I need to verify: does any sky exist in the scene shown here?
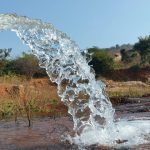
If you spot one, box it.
[1,0,150,57]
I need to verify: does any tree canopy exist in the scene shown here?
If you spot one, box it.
[88,47,114,75]
[0,48,11,60]
[0,52,47,78]
[134,36,150,66]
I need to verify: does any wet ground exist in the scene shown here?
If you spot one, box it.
[0,97,149,150]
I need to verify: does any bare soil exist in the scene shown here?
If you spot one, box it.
[1,77,150,100]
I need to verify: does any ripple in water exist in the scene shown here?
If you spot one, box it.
[0,14,149,149]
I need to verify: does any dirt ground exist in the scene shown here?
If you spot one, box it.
[0,77,150,100]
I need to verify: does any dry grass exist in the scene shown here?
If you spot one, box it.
[0,76,67,124]
[107,85,150,98]
[0,75,150,123]
[0,74,27,85]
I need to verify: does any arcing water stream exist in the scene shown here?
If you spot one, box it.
[0,14,150,149]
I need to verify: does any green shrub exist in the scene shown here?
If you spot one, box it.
[0,52,47,78]
[88,47,115,75]
[134,35,150,66]
[129,65,140,72]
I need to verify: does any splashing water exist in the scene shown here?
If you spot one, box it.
[0,14,150,149]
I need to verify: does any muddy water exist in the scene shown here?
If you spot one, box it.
[114,97,150,121]
[0,97,149,150]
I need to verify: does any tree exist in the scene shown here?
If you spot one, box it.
[13,52,46,78]
[0,48,12,75]
[115,44,120,49]
[0,48,11,60]
[120,49,139,64]
[88,47,114,75]
[134,36,150,66]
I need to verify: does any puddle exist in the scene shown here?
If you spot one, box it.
[0,97,149,150]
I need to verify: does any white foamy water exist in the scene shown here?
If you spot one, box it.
[0,14,149,149]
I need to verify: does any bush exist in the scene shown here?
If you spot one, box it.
[129,65,140,72]
[13,53,47,78]
[0,48,12,75]
[0,52,47,78]
[88,47,114,75]
[134,35,150,66]
[120,49,140,65]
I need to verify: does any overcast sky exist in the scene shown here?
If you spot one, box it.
[1,0,150,57]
